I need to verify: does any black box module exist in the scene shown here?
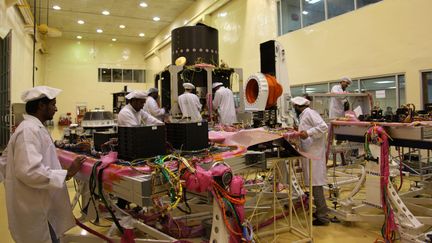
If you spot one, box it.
[93,131,117,151]
[166,122,209,151]
[118,125,166,160]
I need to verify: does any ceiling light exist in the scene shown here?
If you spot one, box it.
[96,29,103,33]
[76,35,82,39]
[119,25,126,29]
[218,12,227,17]
[77,20,85,24]
[102,10,110,15]
[153,16,160,21]
[302,11,309,15]
[139,33,145,37]
[52,5,61,10]
[112,38,117,42]
[139,2,148,7]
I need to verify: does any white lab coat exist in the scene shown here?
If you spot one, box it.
[329,84,347,119]
[3,114,75,243]
[117,104,163,126]
[213,87,237,125]
[178,92,202,122]
[298,108,328,186]
[144,96,165,121]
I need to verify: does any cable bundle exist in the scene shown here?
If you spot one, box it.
[365,125,397,243]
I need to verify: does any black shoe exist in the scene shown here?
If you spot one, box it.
[313,219,329,226]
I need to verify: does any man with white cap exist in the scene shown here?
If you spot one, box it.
[117,90,163,126]
[178,82,202,122]
[144,87,166,121]
[329,77,352,119]
[1,86,86,243]
[212,82,237,125]
[291,96,330,226]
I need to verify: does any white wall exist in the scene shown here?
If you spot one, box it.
[0,0,44,103]
[45,38,153,122]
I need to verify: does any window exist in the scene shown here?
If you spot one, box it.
[360,76,397,111]
[277,0,382,35]
[98,68,146,83]
[305,83,328,94]
[302,0,325,27]
[327,0,354,19]
[356,0,381,8]
[278,0,301,35]
[290,85,305,97]
[398,74,405,106]
[422,71,432,108]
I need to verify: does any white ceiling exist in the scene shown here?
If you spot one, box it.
[28,0,196,43]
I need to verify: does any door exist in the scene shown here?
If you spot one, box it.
[0,31,11,150]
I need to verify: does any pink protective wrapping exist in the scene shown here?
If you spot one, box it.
[230,175,246,222]
[184,165,213,193]
[331,120,432,127]
[57,149,152,191]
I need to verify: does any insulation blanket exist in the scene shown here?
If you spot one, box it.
[57,149,152,191]
[209,128,316,159]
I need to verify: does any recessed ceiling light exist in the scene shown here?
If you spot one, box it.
[102,10,110,15]
[52,5,61,10]
[218,12,227,17]
[96,29,103,33]
[76,35,82,39]
[112,38,117,42]
[77,20,85,24]
[139,33,145,37]
[153,16,160,21]
[139,2,148,7]
[119,25,126,29]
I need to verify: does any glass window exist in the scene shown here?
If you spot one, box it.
[360,76,397,111]
[279,0,301,34]
[133,70,145,83]
[422,71,432,108]
[112,69,122,82]
[398,75,405,106]
[305,83,328,94]
[291,85,304,97]
[302,0,325,27]
[330,80,358,93]
[356,0,382,9]
[123,69,133,82]
[327,0,355,19]
[100,68,112,82]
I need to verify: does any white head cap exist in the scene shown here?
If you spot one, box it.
[125,90,148,100]
[340,77,352,84]
[148,87,159,94]
[21,86,62,102]
[212,82,223,89]
[183,82,195,90]
[291,96,310,106]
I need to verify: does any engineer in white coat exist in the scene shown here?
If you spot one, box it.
[178,83,202,122]
[212,82,237,125]
[1,86,85,243]
[329,77,351,119]
[117,90,163,126]
[144,87,166,121]
[292,96,330,226]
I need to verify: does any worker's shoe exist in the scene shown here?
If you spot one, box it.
[313,218,330,226]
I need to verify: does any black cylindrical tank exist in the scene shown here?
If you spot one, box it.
[171,24,219,66]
